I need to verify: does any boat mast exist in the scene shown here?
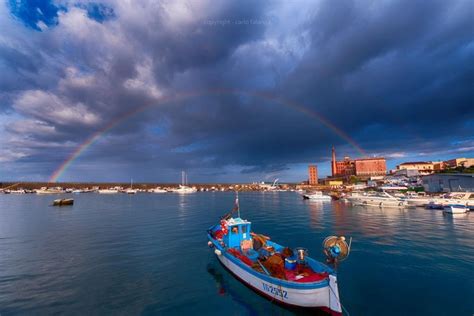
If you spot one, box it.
[236,191,240,218]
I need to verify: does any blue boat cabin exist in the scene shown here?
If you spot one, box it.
[223,218,252,248]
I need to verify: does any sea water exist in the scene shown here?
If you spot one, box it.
[0,192,472,315]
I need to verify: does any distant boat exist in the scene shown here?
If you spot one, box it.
[171,171,197,194]
[36,187,64,194]
[98,189,119,194]
[149,187,168,193]
[53,198,74,206]
[124,179,137,194]
[171,185,197,194]
[9,189,26,194]
[443,204,468,214]
[303,191,332,201]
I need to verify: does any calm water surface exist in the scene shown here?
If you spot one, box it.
[0,192,472,315]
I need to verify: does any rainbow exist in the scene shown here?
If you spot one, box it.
[49,89,366,182]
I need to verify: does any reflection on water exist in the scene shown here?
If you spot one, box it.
[206,264,259,315]
[0,192,473,315]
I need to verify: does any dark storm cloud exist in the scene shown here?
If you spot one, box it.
[0,0,472,181]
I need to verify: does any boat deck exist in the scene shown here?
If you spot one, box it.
[210,231,331,283]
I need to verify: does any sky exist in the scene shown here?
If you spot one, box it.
[0,0,473,183]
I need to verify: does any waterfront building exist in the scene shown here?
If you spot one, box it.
[444,157,474,168]
[330,147,386,177]
[328,180,344,187]
[354,158,387,176]
[308,165,318,185]
[422,173,474,192]
[432,161,445,171]
[396,161,435,174]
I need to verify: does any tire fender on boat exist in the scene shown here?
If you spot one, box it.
[207,241,214,248]
[214,249,222,256]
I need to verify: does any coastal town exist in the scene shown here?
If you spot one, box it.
[2,147,473,211]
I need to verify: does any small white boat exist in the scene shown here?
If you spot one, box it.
[171,171,197,193]
[98,189,119,194]
[302,191,332,201]
[36,187,64,194]
[149,188,168,193]
[171,185,197,194]
[9,189,26,194]
[443,204,469,214]
[123,179,137,194]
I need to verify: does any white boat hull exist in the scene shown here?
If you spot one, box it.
[303,195,332,201]
[214,250,342,314]
[98,190,119,194]
[443,206,468,214]
[353,199,406,208]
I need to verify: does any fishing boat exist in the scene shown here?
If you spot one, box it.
[207,195,350,315]
[302,191,332,201]
[52,198,74,206]
[443,204,469,214]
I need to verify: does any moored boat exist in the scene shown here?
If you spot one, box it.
[170,171,197,193]
[171,185,197,194]
[207,195,350,315]
[302,191,332,201]
[148,187,168,193]
[427,192,474,209]
[98,189,119,194]
[443,204,468,214]
[53,198,74,206]
[348,191,407,208]
[124,179,137,194]
[36,187,64,194]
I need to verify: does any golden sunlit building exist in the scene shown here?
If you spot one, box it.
[308,165,318,185]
